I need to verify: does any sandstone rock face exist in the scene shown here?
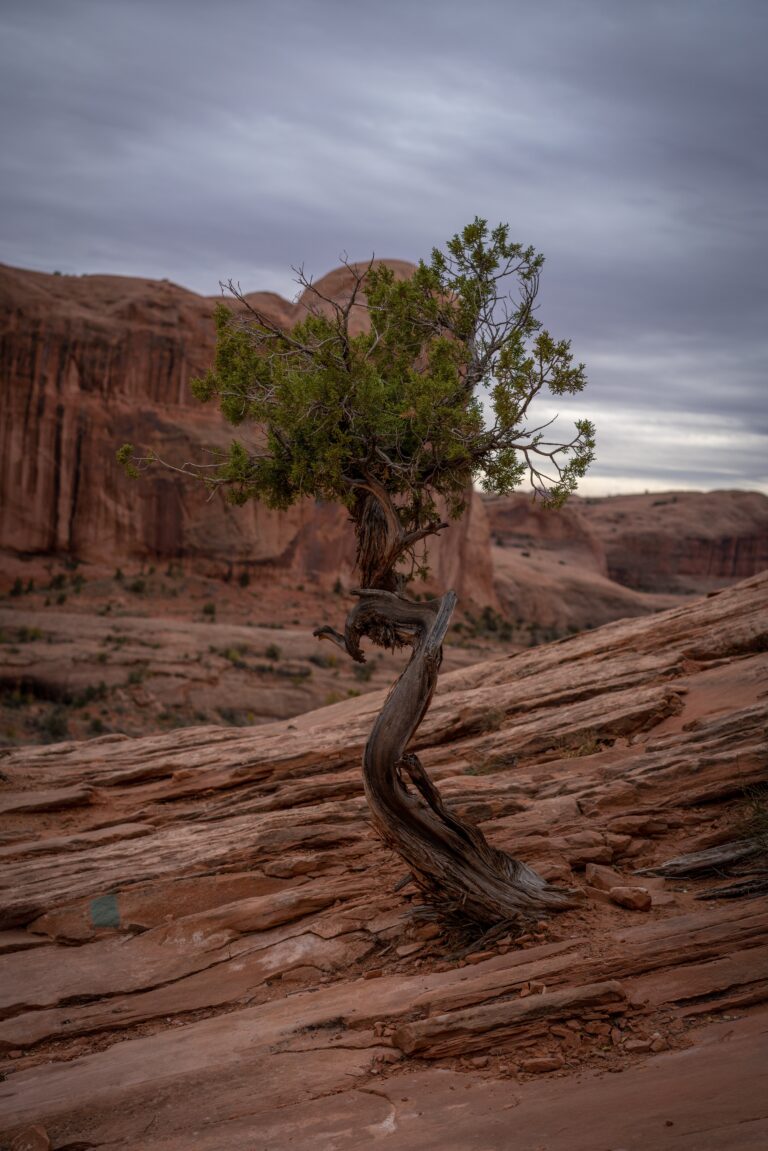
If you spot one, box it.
[0,573,766,1148]
[579,490,768,593]
[0,262,493,606]
[484,489,768,634]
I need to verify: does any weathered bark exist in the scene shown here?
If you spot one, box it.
[637,838,765,878]
[315,482,576,927]
[319,584,576,926]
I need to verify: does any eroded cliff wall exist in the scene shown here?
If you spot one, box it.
[0,263,496,606]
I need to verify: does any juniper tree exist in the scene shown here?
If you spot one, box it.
[119,218,595,926]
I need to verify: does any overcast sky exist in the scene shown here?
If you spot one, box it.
[2,0,766,495]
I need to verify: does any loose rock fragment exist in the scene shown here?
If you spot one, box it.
[610,886,652,911]
[520,1054,565,1074]
[584,863,625,892]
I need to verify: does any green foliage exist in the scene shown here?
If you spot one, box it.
[265,643,281,661]
[116,443,140,479]
[120,219,594,583]
[202,601,216,618]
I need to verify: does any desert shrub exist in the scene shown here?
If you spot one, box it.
[38,706,70,742]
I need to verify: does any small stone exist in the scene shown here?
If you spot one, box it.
[379,1049,401,1064]
[567,845,614,867]
[624,1038,652,1052]
[549,1025,572,1039]
[373,1021,386,1037]
[465,949,495,965]
[519,985,532,998]
[364,969,383,980]
[584,863,624,892]
[621,838,650,858]
[414,921,441,941]
[585,1021,611,1036]
[566,1019,581,1031]
[469,1055,490,1068]
[610,886,652,911]
[396,942,422,958]
[585,885,614,905]
[520,1055,565,1074]
[529,980,547,994]
[8,1050,23,1059]
[605,832,633,853]
[610,1027,623,1046]
[651,1037,668,1052]
[537,862,573,884]
[10,1127,51,1151]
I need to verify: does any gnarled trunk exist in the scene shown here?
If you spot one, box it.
[317,485,576,928]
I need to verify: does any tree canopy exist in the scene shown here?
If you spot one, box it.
[121,217,594,587]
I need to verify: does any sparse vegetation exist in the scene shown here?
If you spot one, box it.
[37,706,70,742]
[17,626,43,643]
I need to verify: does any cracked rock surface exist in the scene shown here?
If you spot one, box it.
[0,573,766,1149]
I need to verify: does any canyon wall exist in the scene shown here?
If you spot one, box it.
[578,490,768,593]
[3,261,764,617]
[483,489,768,633]
[0,262,496,607]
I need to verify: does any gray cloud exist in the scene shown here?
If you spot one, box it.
[1,0,766,493]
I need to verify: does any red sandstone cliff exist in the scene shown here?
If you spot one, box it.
[578,490,768,592]
[483,490,768,633]
[0,263,496,607]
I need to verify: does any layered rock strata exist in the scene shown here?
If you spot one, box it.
[0,573,766,1147]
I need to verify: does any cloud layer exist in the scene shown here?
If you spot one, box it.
[1,0,766,493]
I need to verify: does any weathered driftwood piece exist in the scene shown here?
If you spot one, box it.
[636,838,765,879]
[696,875,768,901]
[393,979,627,1058]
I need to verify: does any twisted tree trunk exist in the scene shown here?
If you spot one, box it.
[316,485,576,928]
